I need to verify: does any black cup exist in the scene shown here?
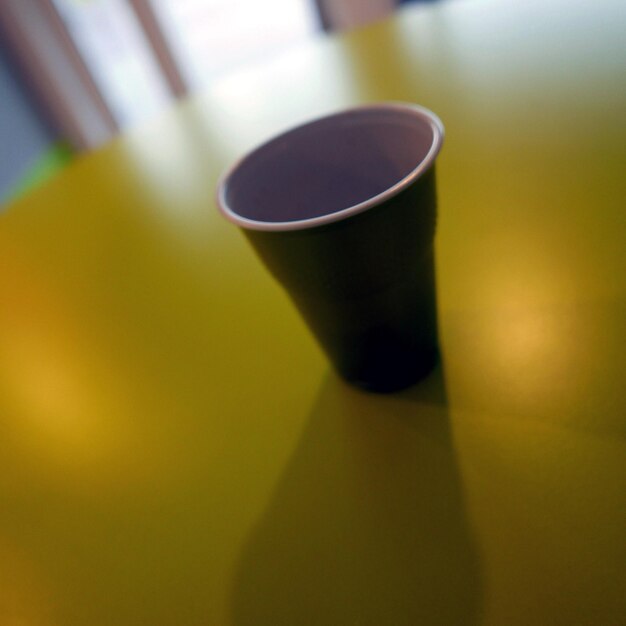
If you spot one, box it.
[217,103,444,392]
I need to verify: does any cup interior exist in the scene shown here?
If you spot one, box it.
[218,104,443,230]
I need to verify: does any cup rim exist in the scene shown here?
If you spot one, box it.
[216,101,444,232]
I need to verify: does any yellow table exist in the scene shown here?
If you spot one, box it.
[1,0,625,624]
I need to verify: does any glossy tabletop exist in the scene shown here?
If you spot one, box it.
[1,0,625,624]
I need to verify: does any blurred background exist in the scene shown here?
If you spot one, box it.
[0,0,441,205]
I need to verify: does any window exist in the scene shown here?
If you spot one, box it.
[51,0,171,128]
[150,0,318,88]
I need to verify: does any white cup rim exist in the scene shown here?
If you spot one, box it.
[216,102,445,232]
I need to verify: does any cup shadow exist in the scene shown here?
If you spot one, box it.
[230,365,483,625]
